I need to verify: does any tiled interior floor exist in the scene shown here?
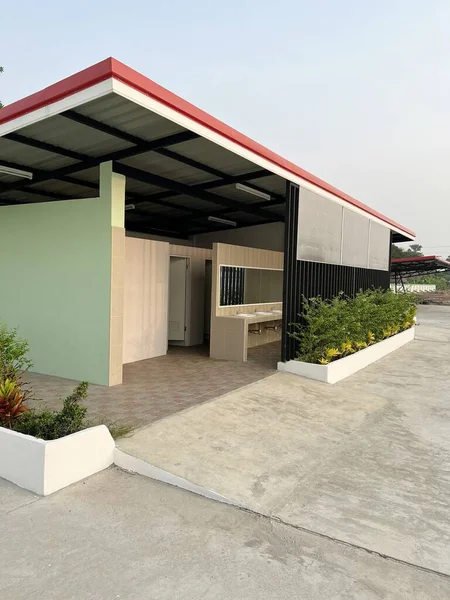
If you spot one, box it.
[26,342,280,429]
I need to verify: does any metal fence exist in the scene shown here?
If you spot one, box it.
[390,283,436,293]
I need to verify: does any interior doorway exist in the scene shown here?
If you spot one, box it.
[168,256,188,344]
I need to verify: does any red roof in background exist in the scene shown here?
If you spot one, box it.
[0,57,415,238]
[391,255,450,266]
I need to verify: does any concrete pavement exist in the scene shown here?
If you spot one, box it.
[118,305,450,575]
[2,468,450,600]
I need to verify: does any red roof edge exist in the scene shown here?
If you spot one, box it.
[391,255,450,266]
[0,58,114,126]
[0,57,415,238]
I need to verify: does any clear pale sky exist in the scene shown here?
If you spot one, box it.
[2,0,449,252]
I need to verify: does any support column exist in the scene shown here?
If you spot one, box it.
[389,231,394,292]
[100,162,126,386]
[281,181,300,362]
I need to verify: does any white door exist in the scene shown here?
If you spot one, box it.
[168,257,187,341]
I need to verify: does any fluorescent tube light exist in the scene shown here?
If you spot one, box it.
[236,183,271,201]
[0,164,33,180]
[208,216,237,226]
[125,203,135,211]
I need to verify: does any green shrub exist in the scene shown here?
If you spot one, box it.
[289,289,416,365]
[0,324,132,439]
[13,382,89,440]
[101,419,133,440]
[0,323,33,381]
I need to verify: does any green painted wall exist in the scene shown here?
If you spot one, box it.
[0,195,112,384]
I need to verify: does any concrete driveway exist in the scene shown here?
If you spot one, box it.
[2,469,450,599]
[119,305,450,575]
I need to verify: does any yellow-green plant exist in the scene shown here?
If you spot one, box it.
[289,289,417,364]
[319,347,341,365]
[367,331,376,345]
[353,340,368,351]
[340,340,355,356]
[326,347,341,360]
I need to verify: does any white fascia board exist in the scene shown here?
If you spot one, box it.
[112,79,412,240]
[0,80,115,137]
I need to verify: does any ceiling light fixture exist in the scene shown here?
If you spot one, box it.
[236,183,271,201]
[0,164,33,180]
[208,216,237,227]
[125,203,136,211]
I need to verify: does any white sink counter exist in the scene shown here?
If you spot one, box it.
[211,311,283,362]
[226,312,283,325]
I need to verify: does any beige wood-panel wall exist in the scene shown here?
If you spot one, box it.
[104,162,126,387]
[109,227,125,385]
[123,237,169,364]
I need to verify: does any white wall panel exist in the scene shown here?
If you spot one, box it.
[298,187,391,271]
[123,237,169,363]
[369,222,390,271]
[342,208,370,268]
[297,188,343,264]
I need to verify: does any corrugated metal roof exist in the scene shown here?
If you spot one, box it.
[0,86,285,237]
[66,166,99,183]
[30,179,94,197]
[0,57,414,239]
[215,211,268,223]
[0,83,283,237]
[148,194,222,212]
[209,183,276,204]
[0,171,23,184]
[248,175,287,195]
[122,178,167,196]
[0,190,63,204]
[119,151,217,186]
[74,93,185,141]
[2,69,415,238]
[18,113,131,157]
[172,138,259,176]
[0,136,73,170]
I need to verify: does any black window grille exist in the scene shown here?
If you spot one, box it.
[220,266,245,306]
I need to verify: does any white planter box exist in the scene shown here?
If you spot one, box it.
[0,425,115,495]
[278,326,415,384]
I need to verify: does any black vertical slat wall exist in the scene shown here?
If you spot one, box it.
[281,182,300,361]
[281,181,391,362]
[298,263,390,302]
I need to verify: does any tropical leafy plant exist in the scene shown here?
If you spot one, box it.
[0,378,29,428]
[289,289,416,365]
[0,324,131,438]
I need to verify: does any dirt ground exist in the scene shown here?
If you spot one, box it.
[418,290,450,305]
